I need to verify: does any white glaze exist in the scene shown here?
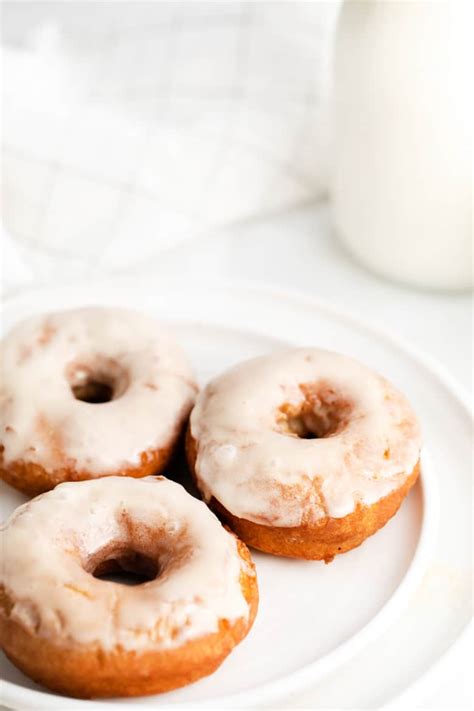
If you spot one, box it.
[0,477,251,650]
[0,308,197,473]
[190,348,421,526]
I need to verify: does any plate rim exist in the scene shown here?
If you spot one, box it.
[2,276,471,709]
[383,619,474,710]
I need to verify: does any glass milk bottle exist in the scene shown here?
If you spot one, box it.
[332,0,472,291]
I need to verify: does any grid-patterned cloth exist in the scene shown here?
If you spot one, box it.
[2,1,340,287]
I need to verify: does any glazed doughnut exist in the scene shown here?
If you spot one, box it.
[0,476,258,698]
[187,348,421,561]
[0,307,197,496]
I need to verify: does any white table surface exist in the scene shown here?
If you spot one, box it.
[1,202,472,709]
[140,203,472,395]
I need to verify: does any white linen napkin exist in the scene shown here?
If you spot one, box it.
[2,1,340,294]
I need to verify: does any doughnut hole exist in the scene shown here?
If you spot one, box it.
[84,535,163,586]
[82,519,193,587]
[66,356,129,404]
[277,382,353,439]
[91,549,160,586]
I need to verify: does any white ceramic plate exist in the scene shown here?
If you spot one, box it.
[0,278,470,710]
